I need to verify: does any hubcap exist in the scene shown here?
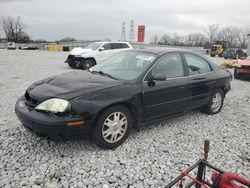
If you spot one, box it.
[211,93,222,112]
[102,112,128,143]
[84,60,92,68]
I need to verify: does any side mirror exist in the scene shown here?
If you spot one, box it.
[151,73,166,81]
[99,47,105,51]
[147,73,166,87]
[188,65,200,72]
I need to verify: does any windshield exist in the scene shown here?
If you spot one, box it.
[227,49,235,53]
[86,42,102,50]
[90,51,156,80]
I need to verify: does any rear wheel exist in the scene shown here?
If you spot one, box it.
[82,58,95,70]
[210,54,215,57]
[201,90,224,115]
[92,105,132,149]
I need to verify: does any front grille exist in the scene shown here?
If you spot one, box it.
[25,92,38,109]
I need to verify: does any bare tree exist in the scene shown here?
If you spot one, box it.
[172,33,182,45]
[237,26,250,49]
[217,26,239,47]
[159,34,171,45]
[204,24,219,43]
[183,33,206,47]
[151,34,159,44]
[59,36,77,42]
[1,16,30,42]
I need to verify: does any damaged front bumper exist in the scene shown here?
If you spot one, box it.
[15,96,93,139]
[65,55,85,69]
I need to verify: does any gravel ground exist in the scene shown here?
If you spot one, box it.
[0,49,249,188]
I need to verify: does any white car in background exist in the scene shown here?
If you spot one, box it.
[65,41,133,69]
[7,42,16,50]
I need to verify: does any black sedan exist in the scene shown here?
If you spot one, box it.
[15,50,232,149]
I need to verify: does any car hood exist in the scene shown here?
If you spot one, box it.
[27,71,125,102]
[69,47,93,56]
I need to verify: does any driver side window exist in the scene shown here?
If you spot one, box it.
[102,43,111,50]
[151,54,184,79]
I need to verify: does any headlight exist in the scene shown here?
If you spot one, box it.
[35,98,70,113]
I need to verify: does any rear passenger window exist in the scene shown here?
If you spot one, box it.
[111,43,122,49]
[184,54,212,75]
[120,43,129,48]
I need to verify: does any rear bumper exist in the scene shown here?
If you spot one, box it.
[235,67,250,74]
[15,97,93,139]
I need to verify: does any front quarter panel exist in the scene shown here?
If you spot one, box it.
[69,84,142,122]
[214,68,232,93]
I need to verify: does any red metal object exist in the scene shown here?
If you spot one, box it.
[166,140,250,188]
[211,172,250,188]
[235,68,250,74]
[235,59,250,74]
[238,59,250,66]
[181,172,209,188]
[137,25,145,42]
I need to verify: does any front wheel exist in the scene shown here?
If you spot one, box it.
[201,90,224,115]
[82,58,95,70]
[92,105,133,149]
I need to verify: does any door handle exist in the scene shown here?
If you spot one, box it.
[192,77,206,81]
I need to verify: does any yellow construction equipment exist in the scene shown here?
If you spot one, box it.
[210,41,228,57]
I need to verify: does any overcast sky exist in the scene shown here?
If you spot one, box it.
[0,0,249,41]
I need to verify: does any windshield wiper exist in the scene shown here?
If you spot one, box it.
[90,70,118,80]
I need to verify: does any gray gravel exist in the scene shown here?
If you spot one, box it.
[0,49,249,188]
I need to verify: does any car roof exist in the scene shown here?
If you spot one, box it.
[94,41,130,44]
[130,48,191,56]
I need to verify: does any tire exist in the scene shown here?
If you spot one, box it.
[219,53,223,57]
[201,90,224,115]
[210,54,215,57]
[224,56,227,59]
[92,105,133,149]
[82,58,95,70]
[234,69,240,79]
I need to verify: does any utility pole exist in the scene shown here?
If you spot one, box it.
[129,20,134,44]
[247,32,250,56]
[121,22,126,41]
